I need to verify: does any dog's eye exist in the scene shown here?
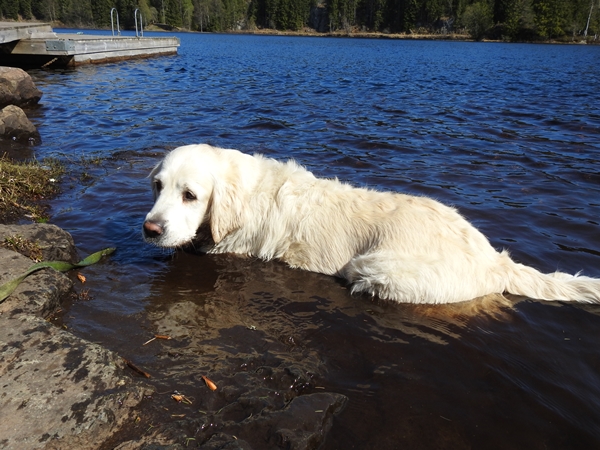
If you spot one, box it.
[154,180,162,193]
[184,190,196,201]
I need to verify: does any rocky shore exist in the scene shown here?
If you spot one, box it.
[0,66,41,143]
[2,68,139,448]
[0,224,148,449]
[0,225,347,450]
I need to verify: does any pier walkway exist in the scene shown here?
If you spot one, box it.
[0,22,180,68]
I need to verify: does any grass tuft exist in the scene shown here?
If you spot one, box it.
[1,235,43,261]
[0,156,65,223]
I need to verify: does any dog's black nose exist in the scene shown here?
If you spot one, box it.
[143,220,164,238]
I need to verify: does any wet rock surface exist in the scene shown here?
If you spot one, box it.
[0,224,146,449]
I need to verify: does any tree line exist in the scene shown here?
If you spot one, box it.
[1,0,598,41]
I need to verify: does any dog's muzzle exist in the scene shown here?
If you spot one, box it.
[143,220,164,240]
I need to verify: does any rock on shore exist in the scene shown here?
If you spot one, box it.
[0,66,42,143]
[0,224,147,450]
[0,67,42,108]
[0,104,40,142]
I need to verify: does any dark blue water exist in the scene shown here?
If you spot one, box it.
[25,32,600,449]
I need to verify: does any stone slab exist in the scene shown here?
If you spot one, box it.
[0,224,148,449]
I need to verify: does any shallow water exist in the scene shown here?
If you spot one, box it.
[22,32,600,448]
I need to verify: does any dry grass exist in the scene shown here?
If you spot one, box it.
[1,234,43,261]
[0,156,64,223]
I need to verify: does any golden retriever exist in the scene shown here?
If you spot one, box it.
[143,144,600,304]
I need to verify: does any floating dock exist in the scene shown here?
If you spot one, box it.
[0,22,180,68]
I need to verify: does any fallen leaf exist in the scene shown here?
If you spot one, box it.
[202,375,217,391]
[77,273,86,283]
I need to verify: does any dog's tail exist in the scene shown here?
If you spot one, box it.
[501,251,600,303]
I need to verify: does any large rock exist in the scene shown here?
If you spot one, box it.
[0,104,40,141]
[0,223,78,317]
[0,223,79,264]
[0,224,147,449]
[0,312,146,450]
[0,66,42,107]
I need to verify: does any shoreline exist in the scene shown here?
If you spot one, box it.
[0,222,348,449]
[0,223,149,449]
[146,24,599,45]
[2,19,595,45]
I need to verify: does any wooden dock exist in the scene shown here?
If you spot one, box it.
[0,22,180,68]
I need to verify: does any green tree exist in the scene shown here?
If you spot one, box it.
[532,0,568,37]
[461,1,493,39]
[90,0,113,28]
[573,0,598,37]
[385,0,420,33]
[20,0,34,18]
[164,0,182,26]
[30,0,58,20]
[502,0,535,40]
[360,0,385,30]
[139,0,159,24]
[1,0,20,19]
[193,0,224,30]
[328,0,360,32]
[65,0,93,26]
[181,0,194,28]
[418,0,447,28]
[250,0,313,30]
[11,0,594,38]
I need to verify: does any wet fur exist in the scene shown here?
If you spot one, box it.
[143,144,600,304]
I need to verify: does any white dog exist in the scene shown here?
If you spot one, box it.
[143,144,600,305]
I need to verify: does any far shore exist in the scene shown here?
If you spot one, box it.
[28,20,595,46]
[149,24,600,45]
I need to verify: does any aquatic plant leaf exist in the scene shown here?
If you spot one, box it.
[0,247,116,303]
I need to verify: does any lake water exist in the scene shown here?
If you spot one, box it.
[24,32,600,449]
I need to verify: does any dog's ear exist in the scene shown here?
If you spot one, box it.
[209,175,246,244]
[148,161,163,199]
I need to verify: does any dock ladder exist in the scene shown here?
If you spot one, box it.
[135,9,144,37]
[110,8,120,36]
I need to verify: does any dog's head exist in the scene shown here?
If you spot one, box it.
[142,144,248,248]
